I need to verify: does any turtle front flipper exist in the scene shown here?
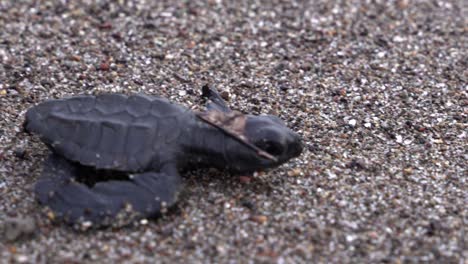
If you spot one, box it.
[201,85,232,113]
[35,154,182,229]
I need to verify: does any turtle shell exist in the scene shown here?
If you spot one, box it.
[25,94,187,172]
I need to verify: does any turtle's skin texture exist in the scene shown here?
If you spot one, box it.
[24,87,303,228]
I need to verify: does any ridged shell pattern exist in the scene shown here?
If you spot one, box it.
[25,94,188,172]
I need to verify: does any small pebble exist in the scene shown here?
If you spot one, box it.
[403,167,413,175]
[220,91,230,101]
[15,255,28,263]
[287,168,302,177]
[239,176,252,184]
[249,215,268,224]
[0,216,36,242]
[14,148,26,159]
[100,62,110,71]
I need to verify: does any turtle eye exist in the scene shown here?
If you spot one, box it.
[257,140,283,156]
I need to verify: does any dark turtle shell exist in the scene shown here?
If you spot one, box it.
[25,94,188,172]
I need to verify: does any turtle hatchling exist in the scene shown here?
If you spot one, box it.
[24,86,303,228]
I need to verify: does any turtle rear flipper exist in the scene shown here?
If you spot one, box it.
[35,154,182,229]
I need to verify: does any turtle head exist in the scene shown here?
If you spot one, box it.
[246,114,303,162]
[198,85,303,172]
[225,114,303,172]
[197,110,303,172]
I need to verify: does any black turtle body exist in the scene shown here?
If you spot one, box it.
[24,87,303,228]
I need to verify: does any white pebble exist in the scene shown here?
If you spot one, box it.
[393,36,405,42]
[15,255,28,263]
[396,134,403,143]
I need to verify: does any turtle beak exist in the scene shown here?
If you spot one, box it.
[282,133,303,161]
[289,139,303,158]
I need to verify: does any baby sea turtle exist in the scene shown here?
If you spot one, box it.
[24,86,303,228]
